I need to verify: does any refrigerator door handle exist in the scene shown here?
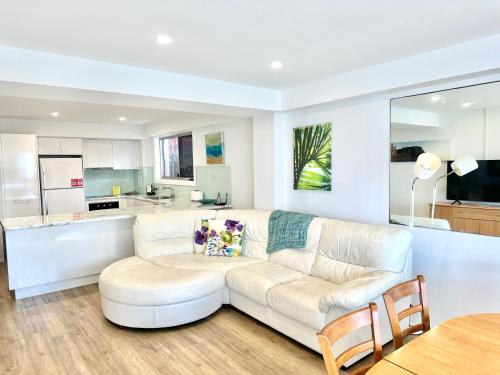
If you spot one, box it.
[13,199,31,204]
[41,165,47,189]
[43,191,49,215]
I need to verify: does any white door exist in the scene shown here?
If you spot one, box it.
[0,134,41,218]
[43,188,85,215]
[40,158,83,189]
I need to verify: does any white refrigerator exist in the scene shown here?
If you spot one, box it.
[40,157,85,215]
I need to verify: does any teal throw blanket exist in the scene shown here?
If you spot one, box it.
[267,210,316,253]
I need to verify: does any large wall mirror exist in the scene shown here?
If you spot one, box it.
[390,80,500,237]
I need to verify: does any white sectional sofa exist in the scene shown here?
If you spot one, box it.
[99,209,412,356]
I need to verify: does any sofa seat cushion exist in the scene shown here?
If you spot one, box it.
[227,262,305,306]
[267,271,404,329]
[148,253,263,274]
[99,256,225,306]
[266,276,342,329]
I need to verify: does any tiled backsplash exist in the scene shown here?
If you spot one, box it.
[195,166,231,203]
[84,165,231,204]
[156,166,232,204]
[84,169,139,197]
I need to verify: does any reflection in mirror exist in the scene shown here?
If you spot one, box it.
[390,81,500,237]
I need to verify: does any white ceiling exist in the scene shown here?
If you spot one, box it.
[0,95,235,127]
[1,1,499,89]
[392,80,500,113]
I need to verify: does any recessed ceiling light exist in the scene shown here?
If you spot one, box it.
[430,95,442,103]
[270,60,283,69]
[118,116,126,122]
[462,102,474,108]
[156,34,172,45]
[50,112,59,118]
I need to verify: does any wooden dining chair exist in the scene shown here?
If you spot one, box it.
[316,302,382,375]
[383,274,430,350]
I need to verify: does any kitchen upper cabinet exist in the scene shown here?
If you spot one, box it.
[38,137,61,155]
[38,137,83,155]
[61,138,83,155]
[82,140,113,168]
[112,140,139,169]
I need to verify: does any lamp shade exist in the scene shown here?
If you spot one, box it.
[451,154,478,176]
[414,152,441,179]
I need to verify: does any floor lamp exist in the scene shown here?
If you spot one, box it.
[431,154,478,220]
[411,153,441,230]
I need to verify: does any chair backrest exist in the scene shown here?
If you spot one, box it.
[316,303,382,375]
[383,274,430,350]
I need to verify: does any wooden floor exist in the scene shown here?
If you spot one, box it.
[0,263,391,374]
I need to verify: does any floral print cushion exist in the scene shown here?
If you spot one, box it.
[194,219,210,254]
[196,219,245,256]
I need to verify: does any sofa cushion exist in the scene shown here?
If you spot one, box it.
[312,219,411,284]
[216,210,271,259]
[268,217,325,274]
[266,276,344,329]
[99,256,225,306]
[148,253,263,275]
[134,210,217,259]
[227,262,305,306]
[320,270,403,310]
[205,219,245,257]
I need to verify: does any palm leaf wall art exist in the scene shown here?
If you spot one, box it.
[293,122,332,191]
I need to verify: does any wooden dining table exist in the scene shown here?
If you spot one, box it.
[367,313,500,374]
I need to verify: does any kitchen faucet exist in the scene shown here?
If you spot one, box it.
[162,186,175,198]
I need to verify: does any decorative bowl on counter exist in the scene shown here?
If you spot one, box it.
[199,199,216,205]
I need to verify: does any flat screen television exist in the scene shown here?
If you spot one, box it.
[447,160,500,203]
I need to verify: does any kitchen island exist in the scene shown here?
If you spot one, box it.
[1,199,230,299]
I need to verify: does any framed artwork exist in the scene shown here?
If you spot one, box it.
[293,122,332,191]
[205,132,225,164]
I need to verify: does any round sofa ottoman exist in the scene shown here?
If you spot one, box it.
[99,256,225,328]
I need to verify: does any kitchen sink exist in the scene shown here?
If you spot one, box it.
[146,196,174,200]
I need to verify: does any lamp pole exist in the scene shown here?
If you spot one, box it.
[431,171,453,220]
[410,177,419,231]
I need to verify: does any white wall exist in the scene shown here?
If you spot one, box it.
[283,99,389,224]
[277,91,500,326]
[192,118,254,209]
[149,118,254,209]
[252,113,280,210]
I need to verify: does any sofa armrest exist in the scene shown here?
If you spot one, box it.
[320,271,403,310]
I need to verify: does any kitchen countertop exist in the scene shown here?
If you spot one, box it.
[1,200,231,231]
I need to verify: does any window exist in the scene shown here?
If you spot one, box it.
[159,133,194,180]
